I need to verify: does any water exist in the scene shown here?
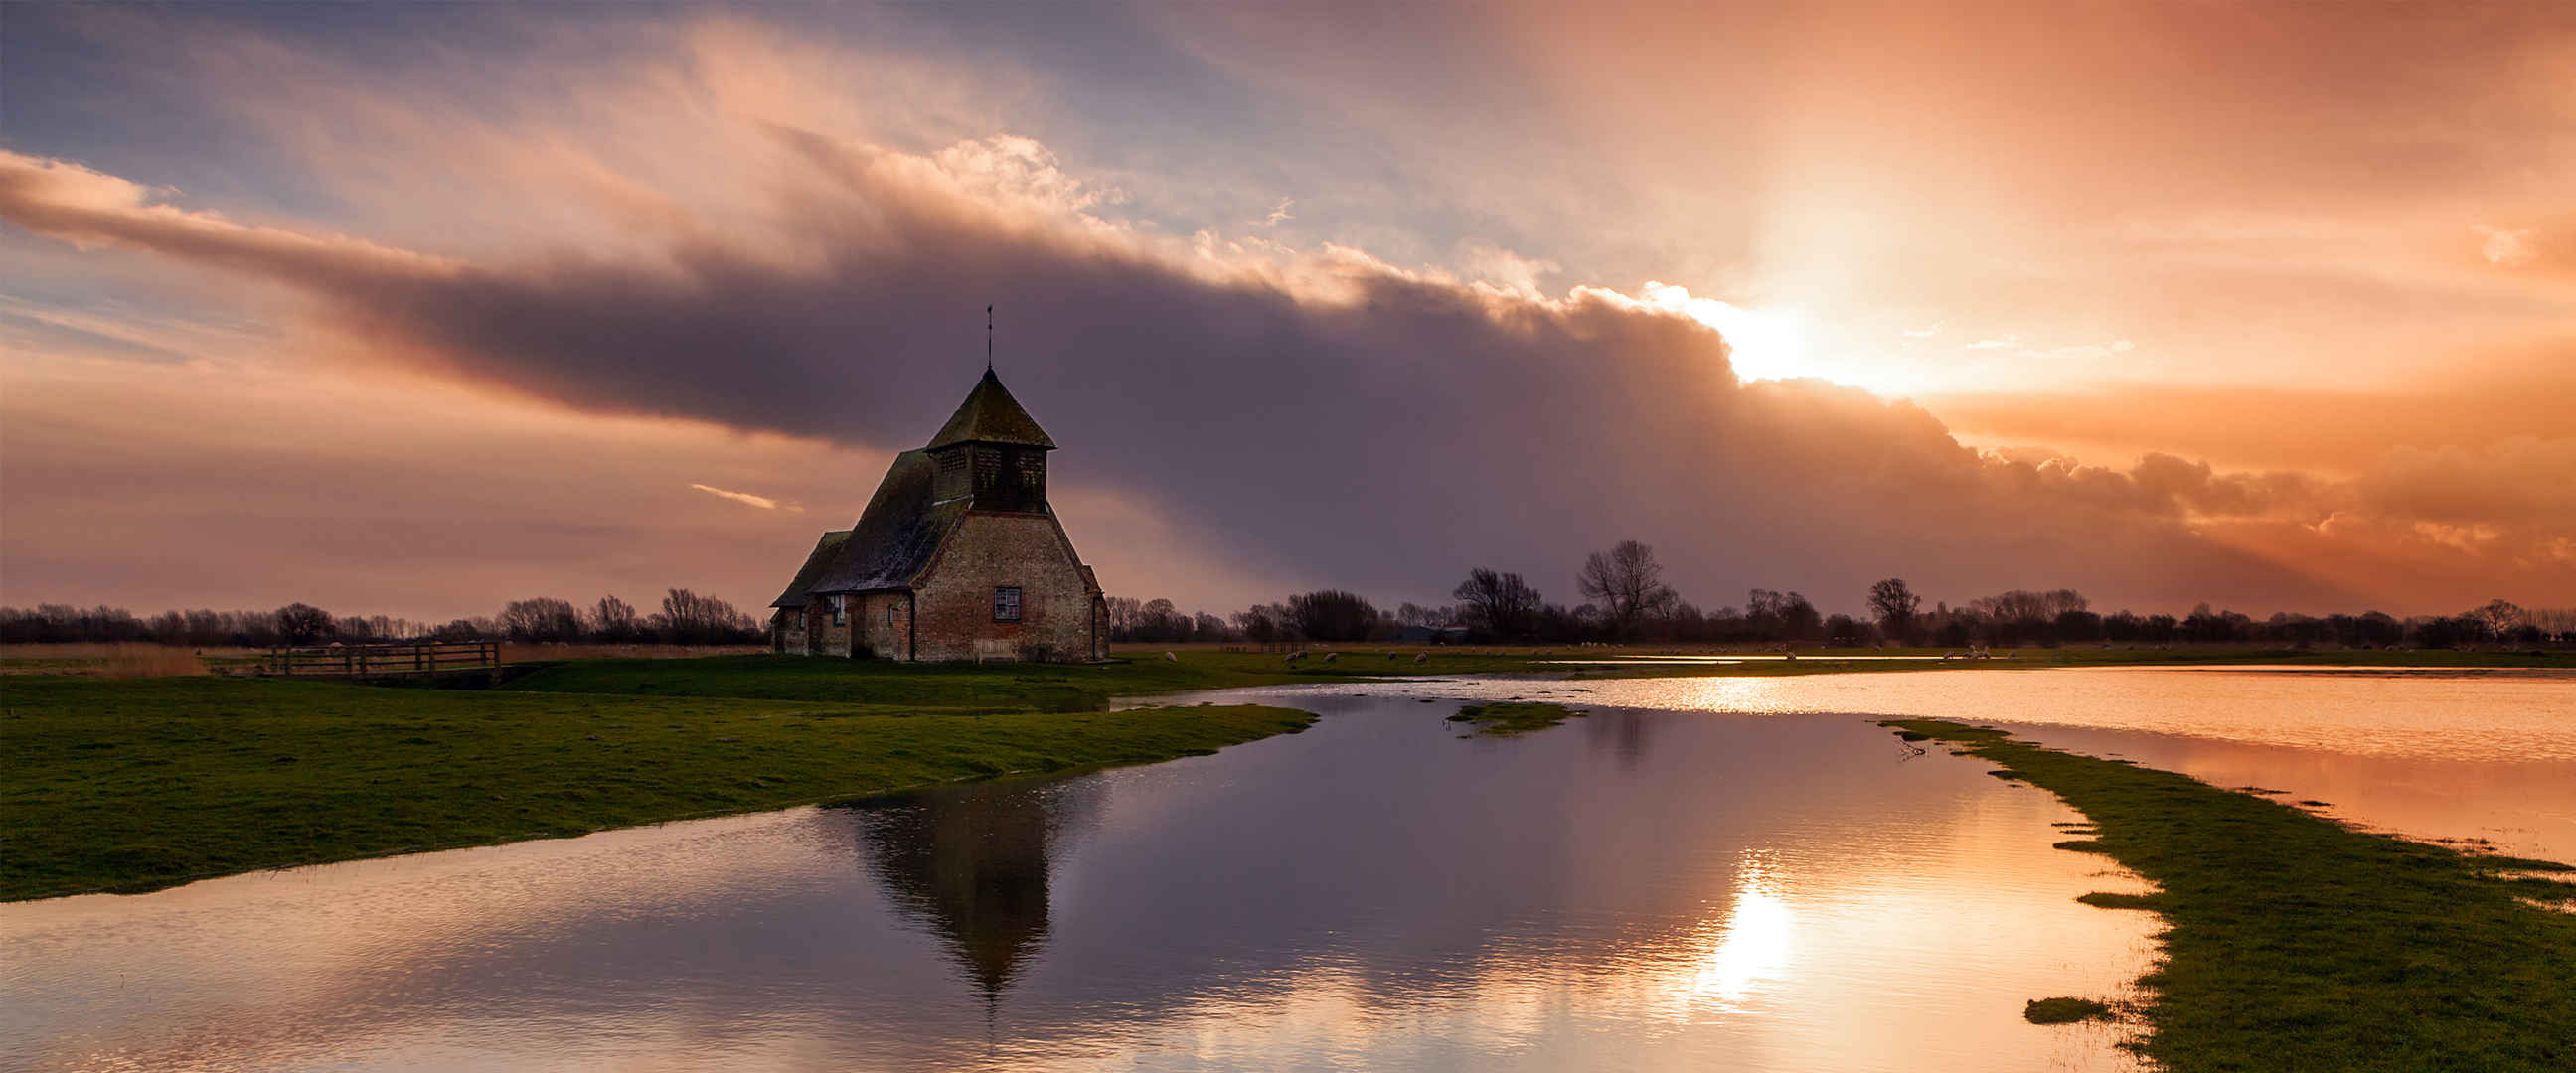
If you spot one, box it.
[1343,666,2576,860]
[4,696,2151,1072]
[6,667,2565,1070]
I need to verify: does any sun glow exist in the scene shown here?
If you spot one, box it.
[1634,282,1812,383]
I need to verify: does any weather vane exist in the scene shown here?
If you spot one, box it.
[986,304,994,373]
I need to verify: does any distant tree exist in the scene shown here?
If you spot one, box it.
[1104,596,1144,639]
[1778,592,1822,641]
[2469,599,2523,641]
[2412,615,2473,650]
[2053,609,2104,645]
[1824,613,1872,647]
[1453,567,1543,641]
[1867,578,1922,643]
[1667,601,1710,643]
[1233,603,1295,644]
[499,597,582,643]
[652,588,758,644]
[1286,590,1378,643]
[592,595,640,641]
[1577,540,1678,640]
[274,603,335,645]
[1394,602,1449,629]
[1121,598,1186,643]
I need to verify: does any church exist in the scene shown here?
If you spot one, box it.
[769,370,1107,661]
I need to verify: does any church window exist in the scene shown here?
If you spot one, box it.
[831,594,846,627]
[993,586,1022,622]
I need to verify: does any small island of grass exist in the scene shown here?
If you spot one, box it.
[2024,996,2115,1024]
[1446,701,1579,737]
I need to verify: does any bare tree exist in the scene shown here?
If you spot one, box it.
[499,597,581,643]
[1867,578,1922,642]
[1286,590,1379,642]
[1453,567,1542,641]
[1103,596,1144,638]
[1577,540,1677,640]
[274,603,334,645]
[2469,598,2524,640]
[591,595,639,641]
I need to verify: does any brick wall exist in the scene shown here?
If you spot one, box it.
[911,512,1098,662]
[859,591,913,659]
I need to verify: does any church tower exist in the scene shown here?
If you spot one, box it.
[925,369,1056,514]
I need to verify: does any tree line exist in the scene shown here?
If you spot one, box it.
[1106,539,2574,649]
[0,588,763,647]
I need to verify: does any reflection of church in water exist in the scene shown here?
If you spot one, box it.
[850,778,1096,1005]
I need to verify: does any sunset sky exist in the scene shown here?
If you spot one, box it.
[4,1,2571,623]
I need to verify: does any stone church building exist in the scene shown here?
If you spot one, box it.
[769,371,1107,661]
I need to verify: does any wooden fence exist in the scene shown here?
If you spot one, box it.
[264,640,501,678]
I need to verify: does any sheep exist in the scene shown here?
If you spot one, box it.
[1163,651,1178,662]
[1284,652,1304,664]
[1413,652,1428,664]
[1322,652,1339,664]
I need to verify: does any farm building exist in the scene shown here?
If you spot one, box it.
[769,370,1107,661]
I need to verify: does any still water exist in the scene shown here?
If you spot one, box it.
[1396,666,2576,861]
[5,694,2152,1072]
[6,668,2564,1071]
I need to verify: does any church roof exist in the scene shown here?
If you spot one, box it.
[925,369,1056,450]
[799,449,972,597]
[769,530,852,608]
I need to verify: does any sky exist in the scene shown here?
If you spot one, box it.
[3,0,2571,623]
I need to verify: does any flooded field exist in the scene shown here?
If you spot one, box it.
[5,667,2562,1071]
[1357,666,2575,860]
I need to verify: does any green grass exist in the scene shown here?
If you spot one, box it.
[0,674,1313,901]
[1885,718,2576,1071]
[1444,701,1580,737]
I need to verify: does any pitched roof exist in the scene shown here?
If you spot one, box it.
[770,530,853,608]
[804,449,971,595]
[925,369,1056,450]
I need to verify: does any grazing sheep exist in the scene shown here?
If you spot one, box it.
[1322,652,1339,664]
[1285,652,1303,664]
[1413,652,1428,664]
[1163,651,1178,662]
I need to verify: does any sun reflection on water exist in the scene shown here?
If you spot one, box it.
[1686,852,1796,1010]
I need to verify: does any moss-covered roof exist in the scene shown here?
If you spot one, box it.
[769,530,853,608]
[925,369,1056,450]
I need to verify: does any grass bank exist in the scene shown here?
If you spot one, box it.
[0,675,1311,901]
[1886,718,2576,1071]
